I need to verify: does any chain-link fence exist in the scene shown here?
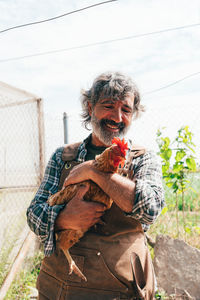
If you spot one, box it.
[0,82,45,286]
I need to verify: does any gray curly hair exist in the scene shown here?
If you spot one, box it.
[80,71,144,129]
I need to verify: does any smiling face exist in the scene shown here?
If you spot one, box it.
[88,96,134,146]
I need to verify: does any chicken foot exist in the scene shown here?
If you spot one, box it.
[62,248,87,282]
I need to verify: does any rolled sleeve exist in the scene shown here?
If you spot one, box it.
[126,151,165,230]
[26,147,65,256]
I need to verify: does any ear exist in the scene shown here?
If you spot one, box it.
[88,101,92,116]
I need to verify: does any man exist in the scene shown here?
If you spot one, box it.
[27,71,165,300]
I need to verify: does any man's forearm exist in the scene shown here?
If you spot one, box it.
[90,167,136,212]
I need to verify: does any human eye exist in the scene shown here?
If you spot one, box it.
[122,107,132,114]
[104,104,114,109]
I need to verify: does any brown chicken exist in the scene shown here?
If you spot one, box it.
[48,137,128,281]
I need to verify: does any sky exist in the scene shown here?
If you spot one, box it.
[0,0,200,161]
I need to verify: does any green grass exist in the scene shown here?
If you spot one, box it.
[149,211,200,249]
[0,223,25,287]
[150,172,200,249]
[0,245,15,287]
[5,251,44,299]
[0,189,37,288]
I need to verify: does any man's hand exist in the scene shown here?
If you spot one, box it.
[55,183,105,232]
[63,161,94,187]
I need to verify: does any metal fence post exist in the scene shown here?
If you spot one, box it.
[63,112,68,144]
[37,98,45,184]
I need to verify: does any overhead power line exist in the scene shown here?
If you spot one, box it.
[0,0,117,34]
[144,71,200,95]
[0,22,199,63]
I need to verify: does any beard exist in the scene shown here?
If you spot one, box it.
[91,112,130,146]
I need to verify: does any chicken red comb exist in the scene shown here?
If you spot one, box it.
[112,137,128,156]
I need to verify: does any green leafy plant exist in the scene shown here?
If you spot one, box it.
[156,126,197,236]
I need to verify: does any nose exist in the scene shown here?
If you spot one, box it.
[111,108,123,123]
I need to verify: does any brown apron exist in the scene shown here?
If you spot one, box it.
[37,143,155,300]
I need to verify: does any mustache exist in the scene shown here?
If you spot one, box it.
[100,119,125,130]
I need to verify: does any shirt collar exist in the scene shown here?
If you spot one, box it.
[76,134,92,162]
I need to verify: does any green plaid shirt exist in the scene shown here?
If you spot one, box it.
[27,135,165,256]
